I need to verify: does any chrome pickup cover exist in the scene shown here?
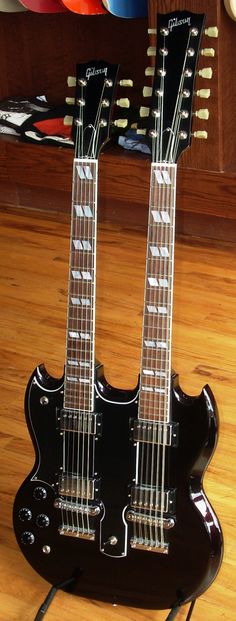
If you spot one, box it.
[58,409,102,436]
[131,420,179,446]
[130,485,176,514]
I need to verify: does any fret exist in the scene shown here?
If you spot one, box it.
[139,163,177,423]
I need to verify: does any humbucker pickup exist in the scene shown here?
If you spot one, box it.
[58,409,102,436]
[131,419,179,447]
[58,475,100,500]
[130,485,176,514]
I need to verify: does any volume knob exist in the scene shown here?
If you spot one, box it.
[18,507,32,522]
[33,486,47,501]
[36,514,50,528]
[21,531,35,545]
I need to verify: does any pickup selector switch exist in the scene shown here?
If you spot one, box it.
[33,486,47,501]
[36,514,50,528]
[21,531,35,545]
[18,507,32,522]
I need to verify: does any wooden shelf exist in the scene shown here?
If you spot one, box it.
[1,4,236,242]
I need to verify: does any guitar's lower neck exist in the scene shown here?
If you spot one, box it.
[139,162,177,423]
[64,158,98,412]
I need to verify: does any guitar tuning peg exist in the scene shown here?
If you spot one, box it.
[196,88,211,99]
[147,46,156,56]
[198,67,213,79]
[143,86,152,97]
[193,130,208,139]
[145,67,155,77]
[136,129,147,135]
[140,106,150,118]
[65,97,75,105]
[113,119,128,128]
[194,108,209,120]
[201,47,215,57]
[67,76,76,87]
[148,27,157,34]
[116,98,130,108]
[119,79,133,87]
[64,115,73,126]
[205,26,218,38]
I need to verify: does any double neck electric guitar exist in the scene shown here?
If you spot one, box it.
[13,11,223,611]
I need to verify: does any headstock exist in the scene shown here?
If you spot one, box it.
[144,11,210,164]
[65,60,120,160]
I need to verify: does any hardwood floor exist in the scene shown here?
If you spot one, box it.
[0,205,235,621]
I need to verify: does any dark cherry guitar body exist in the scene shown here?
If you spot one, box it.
[13,362,223,609]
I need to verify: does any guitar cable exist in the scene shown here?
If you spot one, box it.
[34,576,76,620]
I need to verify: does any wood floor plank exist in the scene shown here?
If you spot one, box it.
[0,205,235,621]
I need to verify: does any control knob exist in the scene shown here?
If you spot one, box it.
[33,486,47,501]
[21,531,35,545]
[18,507,32,522]
[36,514,50,528]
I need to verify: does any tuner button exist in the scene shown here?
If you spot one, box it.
[113,119,128,128]
[194,108,209,120]
[196,88,211,99]
[193,130,208,139]
[65,97,75,105]
[201,47,215,57]
[205,26,219,38]
[143,86,152,98]
[139,106,150,118]
[136,129,147,135]
[36,514,50,528]
[148,27,157,34]
[116,98,130,108]
[33,486,47,501]
[147,46,156,56]
[67,76,76,87]
[198,68,213,79]
[63,115,73,126]
[19,508,32,522]
[145,66,155,77]
[119,79,133,87]
[21,531,35,545]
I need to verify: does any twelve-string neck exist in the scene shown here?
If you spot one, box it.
[64,158,97,412]
[139,163,176,423]
[138,11,205,423]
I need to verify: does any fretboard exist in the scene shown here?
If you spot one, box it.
[139,163,177,423]
[64,158,98,413]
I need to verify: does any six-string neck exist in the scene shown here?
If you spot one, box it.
[64,158,97,412]
[139,163,177,423]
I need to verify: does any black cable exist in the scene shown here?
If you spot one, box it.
[34,577,76,621]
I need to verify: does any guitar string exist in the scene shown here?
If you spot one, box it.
[77,81,106,536]
[64,116,81,534]
[152,49,167,548]
[158,28,190,544]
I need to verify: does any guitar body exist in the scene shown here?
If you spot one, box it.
[13,363,223,609]
[61,1,107,15]
[19,1,68,12]
[102,0,147,18]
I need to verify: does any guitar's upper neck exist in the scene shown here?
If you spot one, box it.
[139,162,177,423]
[64,157,98,412]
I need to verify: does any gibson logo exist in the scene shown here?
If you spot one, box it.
[86,66,108,80]
[168,16,191,31]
